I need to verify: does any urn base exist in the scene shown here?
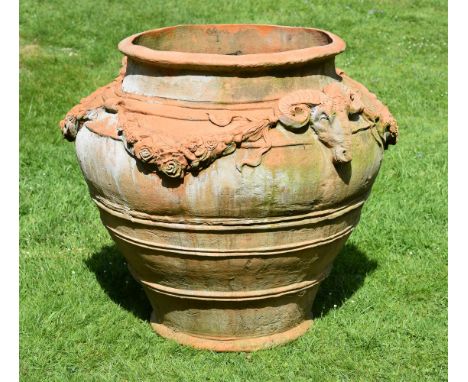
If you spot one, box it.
[150,312,313,352]
[140,279,322,352]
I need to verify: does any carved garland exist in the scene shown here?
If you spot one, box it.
[120,112,275,178]
[60,63,398,179]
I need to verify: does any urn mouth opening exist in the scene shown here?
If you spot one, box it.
[118,24,345,72]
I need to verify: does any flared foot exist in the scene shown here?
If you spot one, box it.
[150,311,312,352]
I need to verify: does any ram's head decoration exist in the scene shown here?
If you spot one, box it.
[277,81,397,163]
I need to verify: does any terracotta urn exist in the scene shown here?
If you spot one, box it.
[60,24,398,351]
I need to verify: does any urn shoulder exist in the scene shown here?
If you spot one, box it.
[60,25,398,219]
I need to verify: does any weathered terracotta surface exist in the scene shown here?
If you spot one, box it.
[60,24,398,351]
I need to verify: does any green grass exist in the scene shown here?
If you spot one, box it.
[20,0,447,380]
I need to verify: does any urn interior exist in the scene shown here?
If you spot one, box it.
[133,24,332,55]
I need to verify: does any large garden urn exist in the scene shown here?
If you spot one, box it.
[60,24,398,351]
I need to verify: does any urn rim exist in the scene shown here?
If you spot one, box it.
[118,24,346,72]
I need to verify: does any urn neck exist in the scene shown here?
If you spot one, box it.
[118,24,345,103]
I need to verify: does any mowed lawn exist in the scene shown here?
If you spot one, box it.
[19,0,447,380]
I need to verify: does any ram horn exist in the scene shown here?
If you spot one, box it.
[277,89,327,129]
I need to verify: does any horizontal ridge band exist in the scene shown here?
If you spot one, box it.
[129,266,331,301]
[108,223,354,256]
[94,194,366,231]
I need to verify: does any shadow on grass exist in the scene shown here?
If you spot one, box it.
[85,245,151,321]
[312,243,378,318]
[85,242,377,322]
